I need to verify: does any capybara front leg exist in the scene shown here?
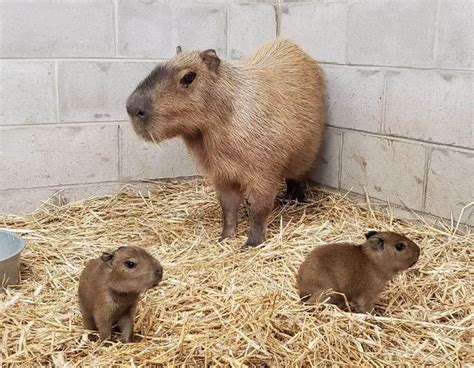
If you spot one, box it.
[218,188,243,241]
[118,310,134,343]
[244,189,277,247]
[80,304,97,330]
[95,313,113,342]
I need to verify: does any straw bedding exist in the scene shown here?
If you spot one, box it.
[0,179,472,366]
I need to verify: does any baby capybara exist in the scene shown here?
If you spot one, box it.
[126,39,326,247]
[297,231,420,312]
[78,246,163,342]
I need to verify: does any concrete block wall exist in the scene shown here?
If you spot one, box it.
[282,0,473,226]
[1,0,472,226]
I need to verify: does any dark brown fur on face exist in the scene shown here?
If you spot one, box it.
[297,231,420,312]
[126,39,326,247]
[78,246,163,343]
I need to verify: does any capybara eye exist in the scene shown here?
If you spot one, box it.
[395,243,406,252]
[125,260,136,269]
[180,72,196,86]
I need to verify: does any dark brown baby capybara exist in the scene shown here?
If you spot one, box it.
[126,38,326,247]
[297,231,420,312]
[78,246,163,342]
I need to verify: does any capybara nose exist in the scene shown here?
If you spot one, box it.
[126,94,151,122]
[155,267,163,280]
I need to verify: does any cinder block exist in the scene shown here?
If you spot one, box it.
[116,0,172,58]
[426,149,474,225]
[324,66,384,133]
[347,1,437,67]
[280,3,348,63]
[384,70,473,148]
[437,0,473,69]
[58,62,156,123]
[0,124,119,190]
[227,4,276,59]
[194,0,276,3]
[0,0,114,57]
[117,1,226,58]
[310,127,341,189]
[283,0,348,2]
[0,183,122,216]
[341,132,426,210]
[0,61,55,125]
[120,124,197,181]
[174,4,226,56]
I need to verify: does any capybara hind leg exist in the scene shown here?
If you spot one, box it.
[307,292,347,309]
[353,296,374,313]
[218,188,243,240]
[244,188,277,247]
[285,179,306,203]
[327,294,348,310]
[305,293,320,305]
[304,290,331,305]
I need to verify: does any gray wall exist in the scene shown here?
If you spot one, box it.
[0,0,472,225]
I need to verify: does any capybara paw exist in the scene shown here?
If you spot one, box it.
[219,230,235,242]
[285,190,307,203]
[285,180,307,203]
[87,333,100,342]
[243,238,264,248]
[122,335,135,343]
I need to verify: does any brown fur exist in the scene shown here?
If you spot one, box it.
[126,38,326,247]
[78,246,163,342]
[297,231,420,312]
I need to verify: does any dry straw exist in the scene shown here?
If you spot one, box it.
[0,179,472,366]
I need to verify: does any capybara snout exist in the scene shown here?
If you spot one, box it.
[126,64,173,136]
[126,91,153,124]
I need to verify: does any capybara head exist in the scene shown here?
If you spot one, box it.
[363,231,420,273]
[100,246,163,294]
[126,46,226,143]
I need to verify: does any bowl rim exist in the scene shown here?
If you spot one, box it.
[0,230,25,262]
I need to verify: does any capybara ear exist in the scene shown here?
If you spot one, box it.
[365,230,378,239]
[101,252,114,263]
[200,49,220,71]
[176,45,182,54]
[368,236,384,251]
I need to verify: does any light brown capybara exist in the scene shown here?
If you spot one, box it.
[78,246,163,342]
[126,38,326,247]
[297,231,420,312]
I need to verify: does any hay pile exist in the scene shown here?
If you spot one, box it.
[0,179,471,366]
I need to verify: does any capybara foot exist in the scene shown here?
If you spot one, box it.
[88,333,100,342]
[285,179,307,203]
[219,228,236,241]
[243,235,265,248]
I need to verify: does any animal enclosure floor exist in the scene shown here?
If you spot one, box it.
[0,179,471,366]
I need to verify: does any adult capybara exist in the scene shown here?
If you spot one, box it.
[78,246,163,342]
[126,39,326,247]
[297,231,420,312]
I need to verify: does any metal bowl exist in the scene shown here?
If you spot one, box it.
[0,230,25,288]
